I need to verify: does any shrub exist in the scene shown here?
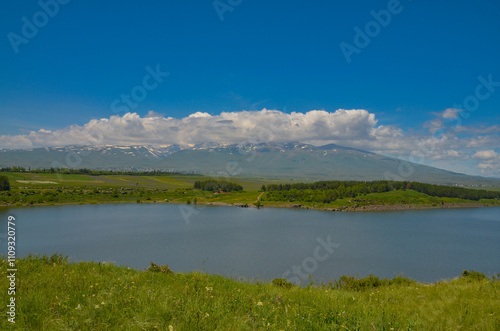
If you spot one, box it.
[461,270,487,281]
[388,275,417,286]
[331,274,416,290]
[272,278,294,288]
[147,262,173,274]
[333,275,380,290]
[25,253,68,265]
[0,175,10,191]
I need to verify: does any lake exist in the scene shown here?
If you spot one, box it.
[1,204,499,284]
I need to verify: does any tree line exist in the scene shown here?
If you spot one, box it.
[0,167,200,177]
[261,181,500,203]
[194,180,243,192]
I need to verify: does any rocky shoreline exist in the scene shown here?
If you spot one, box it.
[206,201,498,212]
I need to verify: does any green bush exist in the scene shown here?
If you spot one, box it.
[147,262,173,274]
[271,278,294,288]
[24,253,68,265]
[461,270,487,281]
[0,175,10,191]
[331,274,416,291]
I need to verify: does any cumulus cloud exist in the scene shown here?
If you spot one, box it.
[427,149,468,160]
[470,150,500,175]
[0,109,382,149]
[1,108,499,177]
[441,108,463,120]
[471,150,499,160]
[424,108,465,135]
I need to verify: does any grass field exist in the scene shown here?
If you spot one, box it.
[262,189,500,211]
[1,255,499,330]
[1,172,499,210]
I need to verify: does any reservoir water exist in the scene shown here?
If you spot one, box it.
[1,204,499,284]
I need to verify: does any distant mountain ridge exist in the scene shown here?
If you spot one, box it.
[1,142,499,187]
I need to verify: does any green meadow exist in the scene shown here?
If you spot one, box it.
[1,172,499,211]
[1,255,499,330]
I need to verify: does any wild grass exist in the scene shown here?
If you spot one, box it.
[1,255,499,330]
[1,172,499,210]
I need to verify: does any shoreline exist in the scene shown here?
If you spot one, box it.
[1,199,498,212]
[222,201,499,212]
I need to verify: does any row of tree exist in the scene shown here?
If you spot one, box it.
[263,181,395,194]
[262,180,500,202]
[0,167,198,177]
[194,180,243,192]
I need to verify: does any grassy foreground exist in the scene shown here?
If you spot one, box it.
[1,256,499,330]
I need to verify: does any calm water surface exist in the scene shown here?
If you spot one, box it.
[1,204,499,283]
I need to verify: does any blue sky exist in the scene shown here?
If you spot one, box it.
[1,1,499,177]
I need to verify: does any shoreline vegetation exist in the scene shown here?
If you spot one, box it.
[0,171,499,211]
[1,255,499,329]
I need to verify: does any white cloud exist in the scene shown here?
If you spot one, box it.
[0,109,382,148]
[428,149,467,160]
[1,108,499,177]
[441,107,463,120]
[188,112,212,118]
[471,150,499,160]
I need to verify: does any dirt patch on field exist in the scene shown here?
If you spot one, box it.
[17,180,59,184]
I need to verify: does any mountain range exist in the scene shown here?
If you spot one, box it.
[1,142,499,187]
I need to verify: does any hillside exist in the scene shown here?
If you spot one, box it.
[1,142,499,187]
